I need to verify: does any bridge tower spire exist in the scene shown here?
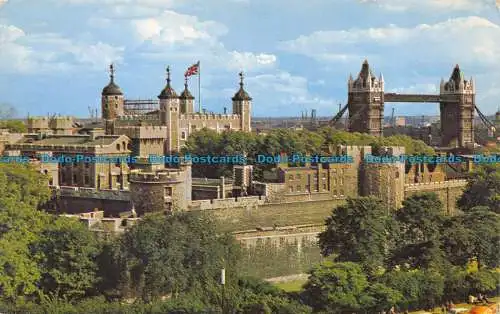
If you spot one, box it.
[347,59,385,136]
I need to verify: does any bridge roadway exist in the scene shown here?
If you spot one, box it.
[383,93,441,103]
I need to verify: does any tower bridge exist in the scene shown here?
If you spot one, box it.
[346,60,476,149]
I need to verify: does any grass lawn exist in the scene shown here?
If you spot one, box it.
[273,279,308,292]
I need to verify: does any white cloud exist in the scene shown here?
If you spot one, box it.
[0,0,7,8]
[358,0,491,12]
[0,24,124,74]
[132,11,227,44]
[244,71,335,113]
[132,11,276,72]
[281,17,500,66]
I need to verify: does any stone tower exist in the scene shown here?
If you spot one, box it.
[179,77,195,114]
[232,72,252,132]
[101,64,124,120]
[361,146,406,209]
[159,66,180,153]
[439,65,475,148]
[348,60,384,136]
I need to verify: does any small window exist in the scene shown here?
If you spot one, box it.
[395,171,400,179]
[116,143,121,151]
[322,184,327,190]
[296,185,301,192]
[164,187,172,196]
[289,186,294,192]
[181,132,186,139]
[73,174,77,184]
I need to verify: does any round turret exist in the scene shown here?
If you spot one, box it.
[232,72,252,101]
[158,66,178,99]
[102,64,123,96]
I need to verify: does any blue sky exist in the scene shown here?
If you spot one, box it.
[0,0,499,118]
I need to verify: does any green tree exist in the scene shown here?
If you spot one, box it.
[318,197,395,275]
[0,164,51,304]
[380,269,444,311]
[389,193,448,271]
[0,120,27,133]
[458,164,500,213]
[116,212,240,301]
[301,261,371,313]
[34,216,101,301]
[442,208,500,269]
[466,269,499,295]
[364,283,403,313]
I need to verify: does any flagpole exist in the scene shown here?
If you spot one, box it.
[198,61,201,113]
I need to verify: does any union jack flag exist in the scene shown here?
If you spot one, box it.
[185,61,200,77]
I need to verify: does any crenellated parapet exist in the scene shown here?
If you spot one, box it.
[114,125,167,139]
[129,169,185,184]
[129,167,191,214]
[180,113,240,120]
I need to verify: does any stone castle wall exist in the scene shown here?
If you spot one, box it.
[404,179,467,214]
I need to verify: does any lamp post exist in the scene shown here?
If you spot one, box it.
[220,268,226,313]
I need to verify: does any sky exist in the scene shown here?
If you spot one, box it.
[0,0,499,118]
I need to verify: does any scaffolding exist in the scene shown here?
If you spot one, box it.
[123,99,159,116]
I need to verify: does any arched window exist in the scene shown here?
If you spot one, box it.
[116,143,120,151]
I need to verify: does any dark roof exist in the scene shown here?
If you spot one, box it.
[102,64,123,96]
[354,59,376,84]
[232,72,252,101]
[158,66,178,99]
[450,64,464,86]
[180,83,194,99]
[102,81,123,96]
[158,85,178,99]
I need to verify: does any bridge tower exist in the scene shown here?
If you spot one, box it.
[439,65,475,148]
[348,60,385,136]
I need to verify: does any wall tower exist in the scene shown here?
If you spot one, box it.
[101,64,124,120]
[439,65,475,148]
[348,60,384,136]
[232,72,252,132]
[159,66,180,153]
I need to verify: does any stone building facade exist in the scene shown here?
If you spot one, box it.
[5,130,131,190]
[101,65,252,155]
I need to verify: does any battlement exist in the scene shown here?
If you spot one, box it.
[180,113,240,120]
[49,116,73,129]
[371,146,406,157]
[404,179,468,190]
[114,125,167,139]
[189,196,265,210]
[129,169,185,183]
[118,114,159,121]
[54,186,131,201]
[336,145,372,159]
[8,143,98,153]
